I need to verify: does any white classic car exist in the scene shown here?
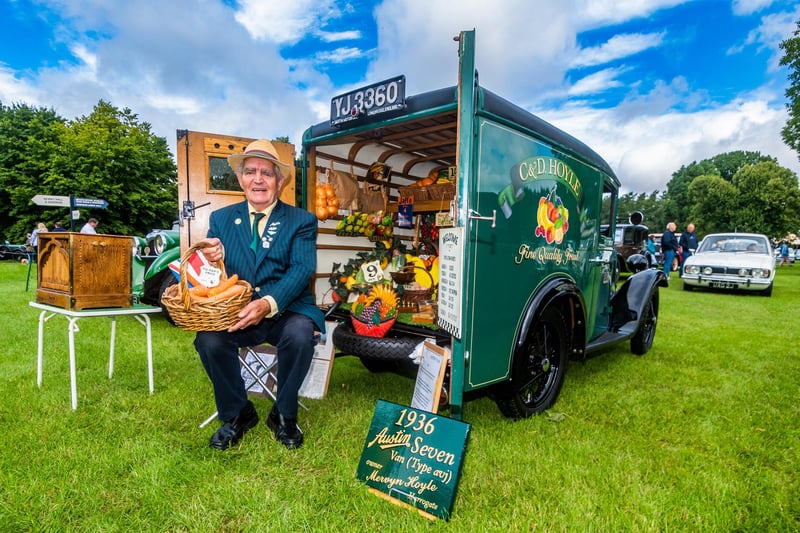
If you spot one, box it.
[682,233,774,296]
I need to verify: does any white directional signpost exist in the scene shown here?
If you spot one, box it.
[31,194,108,231]
[32,195,71,207]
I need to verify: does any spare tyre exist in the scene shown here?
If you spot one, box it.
[332,321,423,361]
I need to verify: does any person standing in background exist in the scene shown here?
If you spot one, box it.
[51,221,68,232]
[779,241,791,266]
[661,222,679,281]
[646,234,658,267]
[678,223,699,277]
[28,222,48,249]
[80,218,98,234]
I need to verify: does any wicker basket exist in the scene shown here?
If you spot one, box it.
[423,182,456,202]
[398,186,430,202]
[398,265,435,304]
[161,244,253,331]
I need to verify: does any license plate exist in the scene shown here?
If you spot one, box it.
[330,76,405,126]
[709,281,737,289]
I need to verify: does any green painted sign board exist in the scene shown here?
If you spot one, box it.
[356,400,470,520]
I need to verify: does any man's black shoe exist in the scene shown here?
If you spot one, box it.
[209,401,259,451]
[267,405,304,449]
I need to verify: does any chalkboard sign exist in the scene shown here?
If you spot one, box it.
[356,400,470,520]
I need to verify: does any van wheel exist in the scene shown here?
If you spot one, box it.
[631,291,658,355]
[495,307,568,419]
[157,275,177,326]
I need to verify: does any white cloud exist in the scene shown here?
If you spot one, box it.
[315,47,368,64]
[568,67,627,96]
[571,32,666,68]
[733,5,800,71]
[0,65,43,106]
[547,92,797,193]
[1,0,796,196]
[233,0,337,44]
[732,0,777,16]
[574,0,691,28]
[317,30,361,43]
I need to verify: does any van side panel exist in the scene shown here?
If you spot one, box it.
[463,119,605,389]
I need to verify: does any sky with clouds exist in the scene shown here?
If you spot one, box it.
[1,0,799,193]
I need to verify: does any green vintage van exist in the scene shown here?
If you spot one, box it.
[302,30,668,420]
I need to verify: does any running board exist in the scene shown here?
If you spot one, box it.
[584,323,637,355]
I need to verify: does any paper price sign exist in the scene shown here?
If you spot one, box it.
[360,260,385,283]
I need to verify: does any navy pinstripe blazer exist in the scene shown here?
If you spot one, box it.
[208,200,324,332]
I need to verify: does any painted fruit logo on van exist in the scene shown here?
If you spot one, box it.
[534,188,569,244]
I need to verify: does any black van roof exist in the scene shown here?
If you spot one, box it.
[303,85,618,182]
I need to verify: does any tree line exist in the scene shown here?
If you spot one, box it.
[2,100,800,246]
[617,151,800,241]
[0,100,177,243]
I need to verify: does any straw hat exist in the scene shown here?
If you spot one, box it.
[227,139,292,177]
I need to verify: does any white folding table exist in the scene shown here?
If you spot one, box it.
[30,301,162,410]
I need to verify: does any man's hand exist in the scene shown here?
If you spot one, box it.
[197,237,224,263]
[229,298,271,332]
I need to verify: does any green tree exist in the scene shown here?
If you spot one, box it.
[780,19,800,160]
[49,101,177,236]
[687,175,738,234]
[616,190,665,232]
[731,161,800,238]
[0,100,178,242]
[663,151,774,228]
[710,151,776,181]
[663,159,717,224]
[0,102,64,242]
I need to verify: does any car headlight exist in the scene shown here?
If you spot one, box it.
[751,268,770,278]
[686,265,700,275]
[702,266,712,275]
[738,268,750,277]
[154,234,167,255]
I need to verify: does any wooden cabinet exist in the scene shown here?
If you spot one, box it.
[36,232,133,310]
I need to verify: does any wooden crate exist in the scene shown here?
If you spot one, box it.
[36,232,133,310]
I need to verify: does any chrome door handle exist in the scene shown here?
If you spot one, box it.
[468,209,496,229]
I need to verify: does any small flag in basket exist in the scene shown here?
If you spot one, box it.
[167,249,216,288]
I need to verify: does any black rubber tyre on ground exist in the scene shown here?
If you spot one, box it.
[494,306,568,419]
[631,290,658,355]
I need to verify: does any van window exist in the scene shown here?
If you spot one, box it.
[208,156,243,192]
[600,182,616,245]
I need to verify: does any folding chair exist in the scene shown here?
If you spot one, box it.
[199,344,308,428]
[198,303,339,428]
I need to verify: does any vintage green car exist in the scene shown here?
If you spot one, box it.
[132,226,181,311]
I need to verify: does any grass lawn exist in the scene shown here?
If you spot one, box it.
[1,261,798,531]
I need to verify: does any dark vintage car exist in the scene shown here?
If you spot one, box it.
[601,212,653,273]
[0,240,31,261]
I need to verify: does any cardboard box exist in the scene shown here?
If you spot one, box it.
[36,232,133,310]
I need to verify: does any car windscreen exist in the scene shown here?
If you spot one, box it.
[698,236,769,254]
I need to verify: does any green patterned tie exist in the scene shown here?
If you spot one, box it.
[250,213,265,254]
